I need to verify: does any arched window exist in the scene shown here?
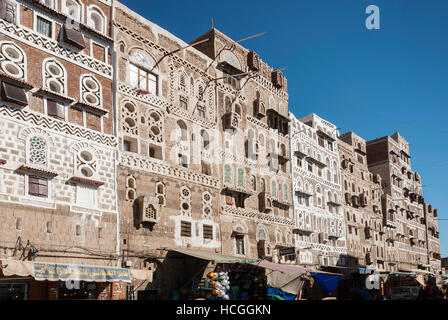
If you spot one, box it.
[178,71,187,89]
[259,133,265,147]
[75,148,98,179]
[250,175,256,191]
[28,136,48,166]
[237,168,245,188]
[176,120,188,141]
[271,180,277,197]
[122,102,138,136]
[156,181,166,206]
[63,0,82,22]
[119,41,126,53]
[88,6,106,34]
[282,183,288,201]
[0,42,26,80]
[201,130,210,150]
[148,110,163,142]
[80,74,102,106]
[43,59,66,94]
[129,50,158,95]
[126,175,136,201]
[260,178,265,192]
[224,164,232,184]
[256,225,269,241]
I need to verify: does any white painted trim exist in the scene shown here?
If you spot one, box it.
[61,0,84,24]
[87,4,107,35]
[42,57,68,94]
[1,16,112,79]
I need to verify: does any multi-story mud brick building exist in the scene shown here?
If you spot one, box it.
[0,0,441,300]
[191,28,294,265]
[366,132,441,275]
[0,0,134,300]
[338,132,386,271]
[113,1,226,299]
[290,113,347,268]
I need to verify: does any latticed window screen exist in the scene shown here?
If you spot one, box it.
[145,205,156,220]
[181,221,191,237]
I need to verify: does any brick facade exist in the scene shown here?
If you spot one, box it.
[0,0,442,300]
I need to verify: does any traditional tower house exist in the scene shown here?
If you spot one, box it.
[366,132,440,274]
[290,113,347,268]
[0,0,122,299]
[192,28,294,264]
[338,132,385,272]
[113,2,222,299]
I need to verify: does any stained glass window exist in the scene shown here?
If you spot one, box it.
[29,136,47,166]
[283,184,288,201]
[271,180,277,197]
[224,164,232,184]
[237,168,244,187]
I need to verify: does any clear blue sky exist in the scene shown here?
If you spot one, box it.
[121,0,448,256]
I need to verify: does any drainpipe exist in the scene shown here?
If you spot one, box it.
[110,0,121,268]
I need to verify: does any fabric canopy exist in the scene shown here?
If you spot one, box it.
[1,259,132,283]
[1,259,34,277]
[252,260,308,275]
[266,270,306,295]
[311,272,342,295]
[169,248,259,264]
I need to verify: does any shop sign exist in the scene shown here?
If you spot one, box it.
[279,247,296,256]
[34,263,131,282]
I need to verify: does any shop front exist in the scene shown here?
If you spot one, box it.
[0,259,149,300]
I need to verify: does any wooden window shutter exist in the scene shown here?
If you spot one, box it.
[203,224,213,240]
[181,221,191,237]
[47,99,58,117]
[39,178,48,197]
[1,82,27,106]
[28,176,39,195]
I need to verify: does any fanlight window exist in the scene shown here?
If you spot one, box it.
[88,8,105,34]
[81,75,102,106]
[0,42,26,80]
[29,136,47,166]
[43,59,66,94]
[63,0,82,22]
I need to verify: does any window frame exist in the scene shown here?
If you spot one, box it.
[34,14,54,39]
[27,175,49,198]
[235,235,245,255]
[130,63,158,95]
[87,5,107,34]
[45,97,66,121]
